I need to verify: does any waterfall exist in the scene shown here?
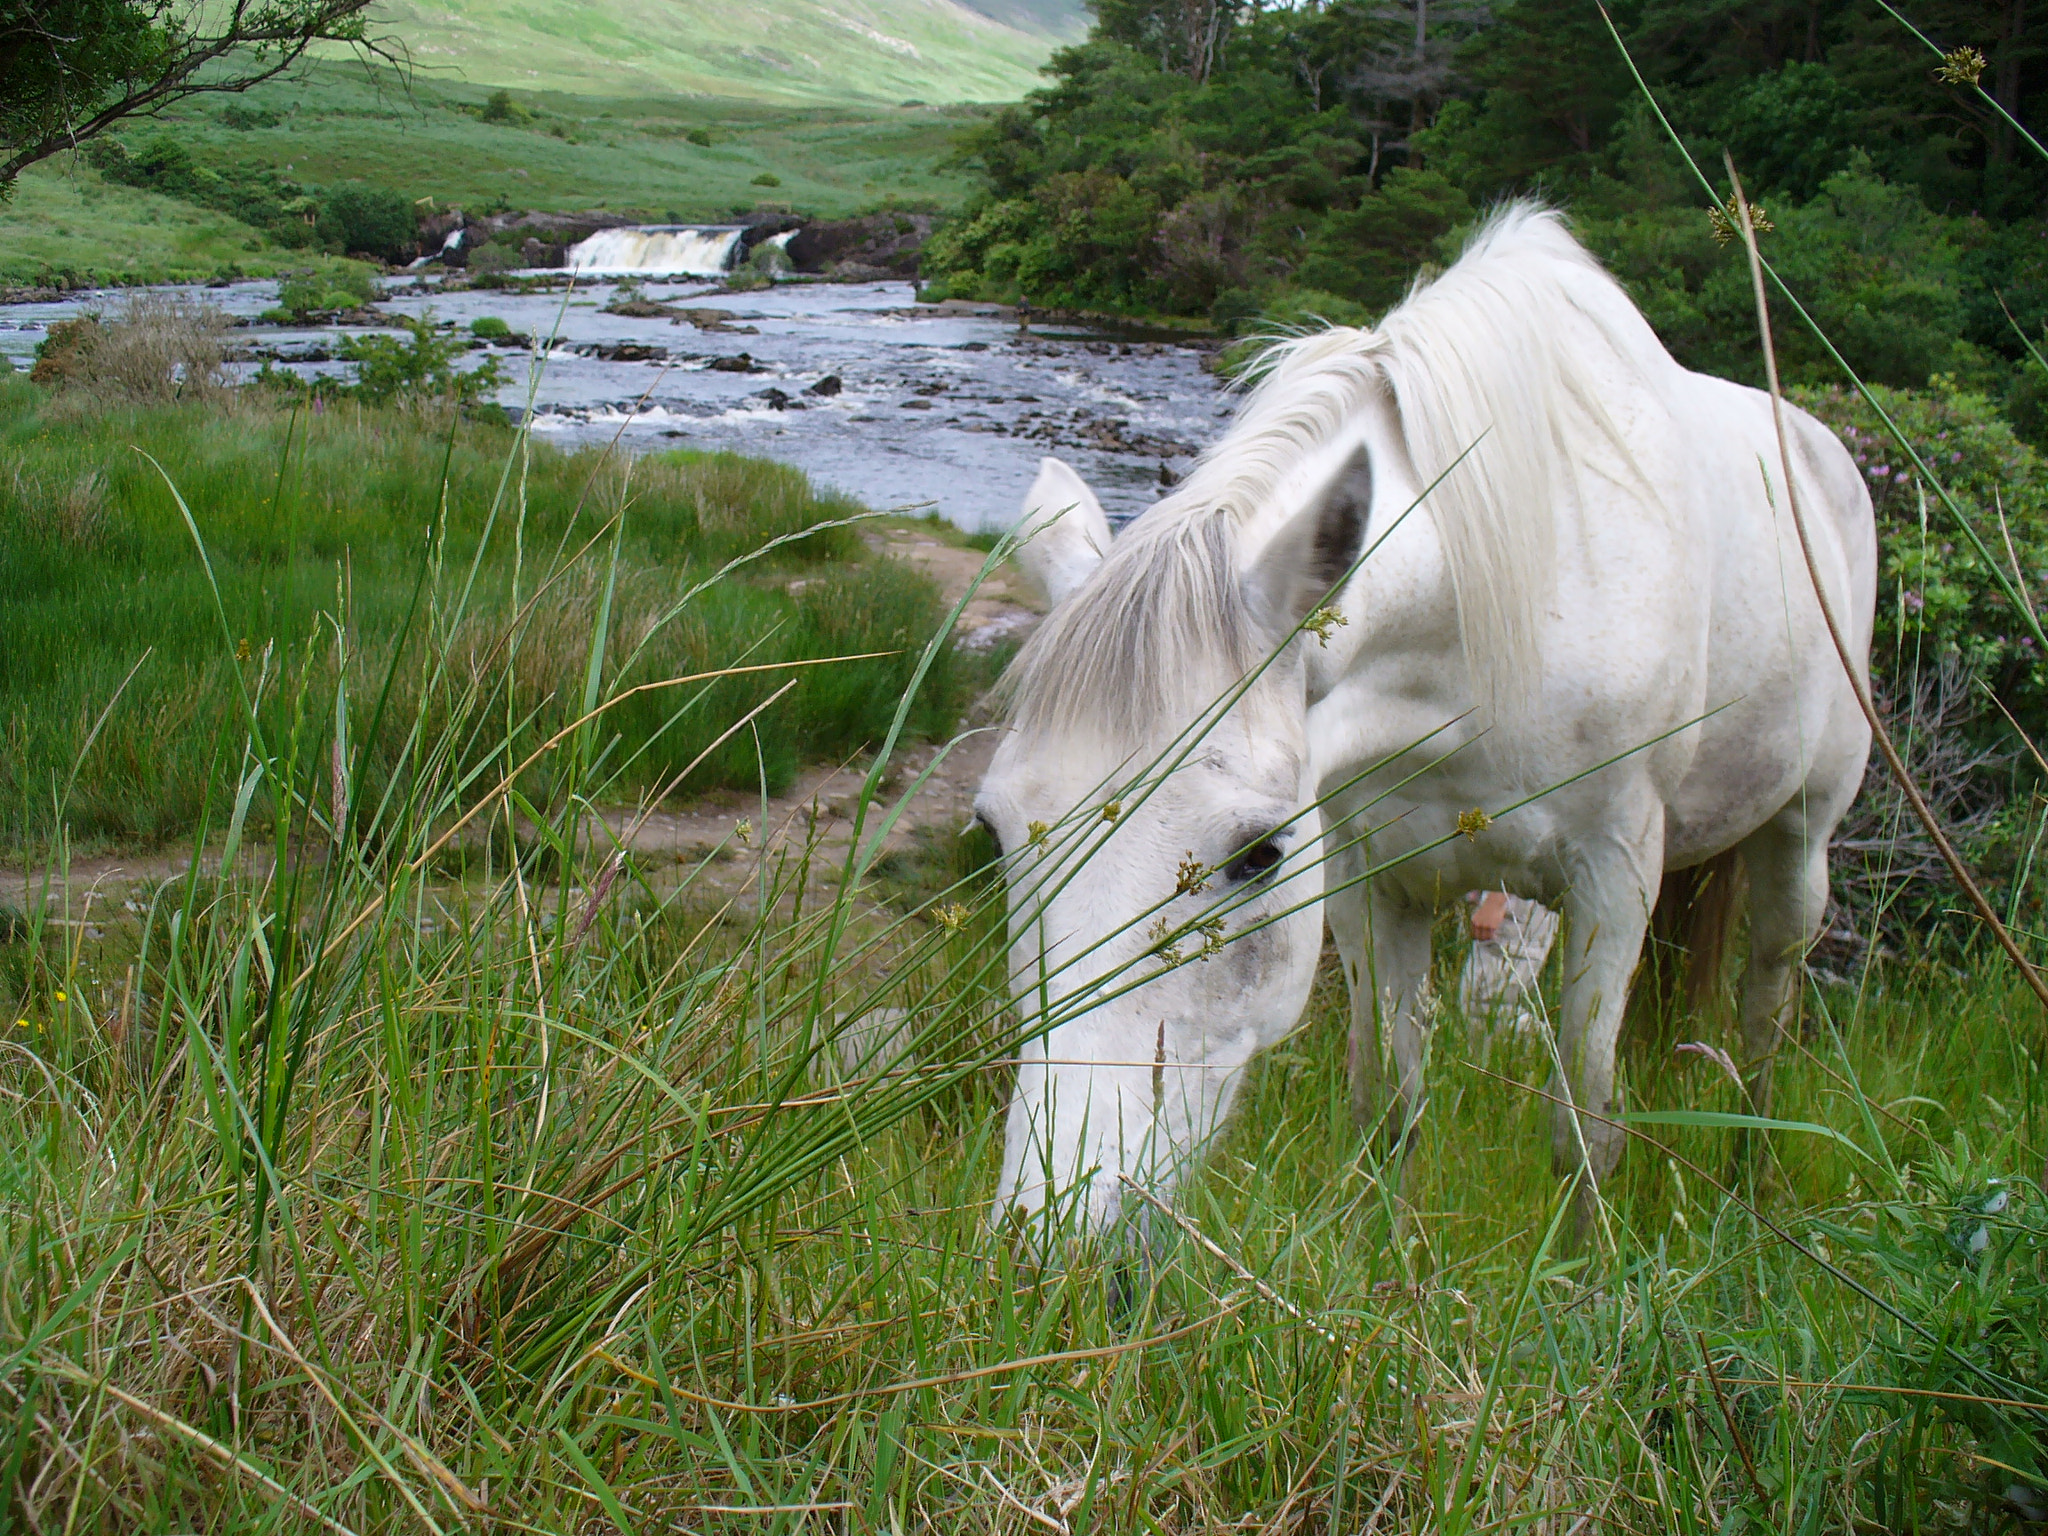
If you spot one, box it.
[566,226,747,277]
[407,227,464,270]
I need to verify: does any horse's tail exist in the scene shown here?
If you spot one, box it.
[1635,850,1745,1044]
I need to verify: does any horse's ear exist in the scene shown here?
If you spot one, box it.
[1013,456,1112,608]
[1242,447,1370,639]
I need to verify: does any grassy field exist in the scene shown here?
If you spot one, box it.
[2,374,2044,1533]
[0,64,988,286]
[5,75,2048,1526]
[362,0,1079,105]
[0,161,313,288]
[0,372,977,854]
[2,695,2043,1530]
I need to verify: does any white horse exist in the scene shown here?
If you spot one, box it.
[974,204,1874,1240]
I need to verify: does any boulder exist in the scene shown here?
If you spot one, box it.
[417,208,641,269]
[735,210,804,251]
[786,212,933,278]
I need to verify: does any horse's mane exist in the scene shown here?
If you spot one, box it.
[1004,201,1671,755]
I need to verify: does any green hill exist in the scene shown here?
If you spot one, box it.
[367,0,1086,105]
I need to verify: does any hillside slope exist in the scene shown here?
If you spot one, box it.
[370,0,1083,104]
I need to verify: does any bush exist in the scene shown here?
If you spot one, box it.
[82,132,318,249]
[687,127,713,147]
[337,319,504,406]
[480,89,532,125]
[333,319,501,405]
[467,242,520,276]
[751,172,782,187]
[317,181,417,263]
[1796,378,2048,733]
[217,103,283,130]
[269,263,375,321]
[470,316,513,339]
[27,297,228,406]
[1797,379,2048,950]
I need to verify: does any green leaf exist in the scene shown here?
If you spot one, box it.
[1622,1109,1878,1165]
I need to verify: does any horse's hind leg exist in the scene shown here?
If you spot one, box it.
[1733,806,1835,1121]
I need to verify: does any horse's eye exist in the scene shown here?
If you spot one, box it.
[1224,836,1284,884]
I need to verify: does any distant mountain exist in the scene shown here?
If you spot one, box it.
[371,0,1080,104]
[953,0,1090,40]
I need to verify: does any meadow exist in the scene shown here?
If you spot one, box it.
[0,370,974,854]
[0,64,987,288]
[2,327,2045,1529]
[5,10,2048,1520]
[356,0,1078,107]
[3,629,2043,1532]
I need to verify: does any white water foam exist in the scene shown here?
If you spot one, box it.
[566,226,746,277]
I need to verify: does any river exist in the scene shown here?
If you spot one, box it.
[1,276,1231,533]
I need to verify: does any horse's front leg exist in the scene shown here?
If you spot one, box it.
[1552,828,1663,1244]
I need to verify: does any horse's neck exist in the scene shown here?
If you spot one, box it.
[1304,442,1461,705]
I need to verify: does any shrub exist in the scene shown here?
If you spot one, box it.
[467,242,520,276]
[269,264,375,321]
[1796,378,2048,734]
[317,181,417,262]
[1797,379,2048,949]
[687,127,713,147]
[480,89,531,125]
[751,172,782,187]
[27,297,228,405]
[337,319,504,406]
[470,316,513,339]
[218,103,283,130]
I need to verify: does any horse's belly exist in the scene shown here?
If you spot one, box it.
[1662,743,1811,865]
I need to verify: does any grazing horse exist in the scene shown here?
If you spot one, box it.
[973,204,1874,1240]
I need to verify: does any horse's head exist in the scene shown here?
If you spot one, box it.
[978,451,1371,1240]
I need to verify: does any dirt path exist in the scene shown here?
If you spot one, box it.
[2,526,1037,915]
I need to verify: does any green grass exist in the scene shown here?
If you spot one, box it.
[0,157,311,287]
[361,0,1075,105]
[0,382,2042,1531]
[0,64,993,286]
[6,60,2048,1521]
[0,374,975,853]
[2,779,2043,1530]
[167,65,990,219]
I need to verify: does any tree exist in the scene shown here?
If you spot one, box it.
[1091,0,1246,82]
[0,0,383,194]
